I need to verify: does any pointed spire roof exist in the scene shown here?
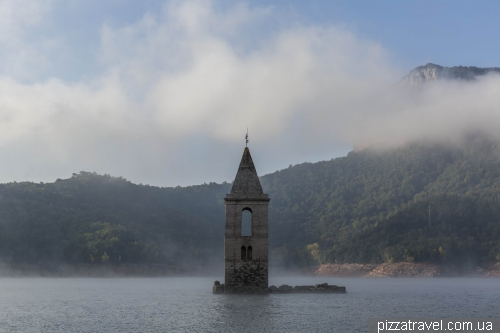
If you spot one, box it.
[226,147,268,200]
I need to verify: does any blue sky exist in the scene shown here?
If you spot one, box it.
[1,0,499,186]
[278,0,500,69]
[24,0,500,82]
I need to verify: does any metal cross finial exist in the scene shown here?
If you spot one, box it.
[245,128,249,147]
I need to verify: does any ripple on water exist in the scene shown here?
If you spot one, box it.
[0,277,499,333]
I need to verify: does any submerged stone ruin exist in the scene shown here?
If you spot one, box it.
[213,281,346,294]
[222,146,270,293]
[214,144,346,294]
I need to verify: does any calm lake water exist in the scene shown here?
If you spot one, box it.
[0,276,499,333]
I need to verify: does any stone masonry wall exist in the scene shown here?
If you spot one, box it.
[224,200,269,292]
[224,260,268,293]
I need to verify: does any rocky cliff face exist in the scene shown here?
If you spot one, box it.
[399,63,500,85]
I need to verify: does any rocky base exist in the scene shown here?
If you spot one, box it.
[213,281,346,294]
[213,280,225,293]
[225,261,268,293]
[269,283,346,293]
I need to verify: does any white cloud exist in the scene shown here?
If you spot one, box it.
[0,0,499,186]
[0,0,52,38]
[0,0,58,81]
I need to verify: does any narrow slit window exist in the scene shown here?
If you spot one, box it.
[241,209,252,236]
[241,246,246,260]
[247,246,252,260]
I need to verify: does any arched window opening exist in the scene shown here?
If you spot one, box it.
[241,209,252,236]
[247,246,252,260]
[241,246,247,260]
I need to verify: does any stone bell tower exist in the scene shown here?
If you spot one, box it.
[223,147,270,292]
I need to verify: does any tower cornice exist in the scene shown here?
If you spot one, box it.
[224,197,270,203]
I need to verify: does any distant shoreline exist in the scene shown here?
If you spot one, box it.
[0,263,214,278]
[314,262,500,278]
[1,262,500,278]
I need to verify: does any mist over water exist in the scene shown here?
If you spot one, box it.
[1,277,499,333]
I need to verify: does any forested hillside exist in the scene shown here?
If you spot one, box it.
[1,133,500,272]
[264,133,500,266]
[0,175,230,270]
